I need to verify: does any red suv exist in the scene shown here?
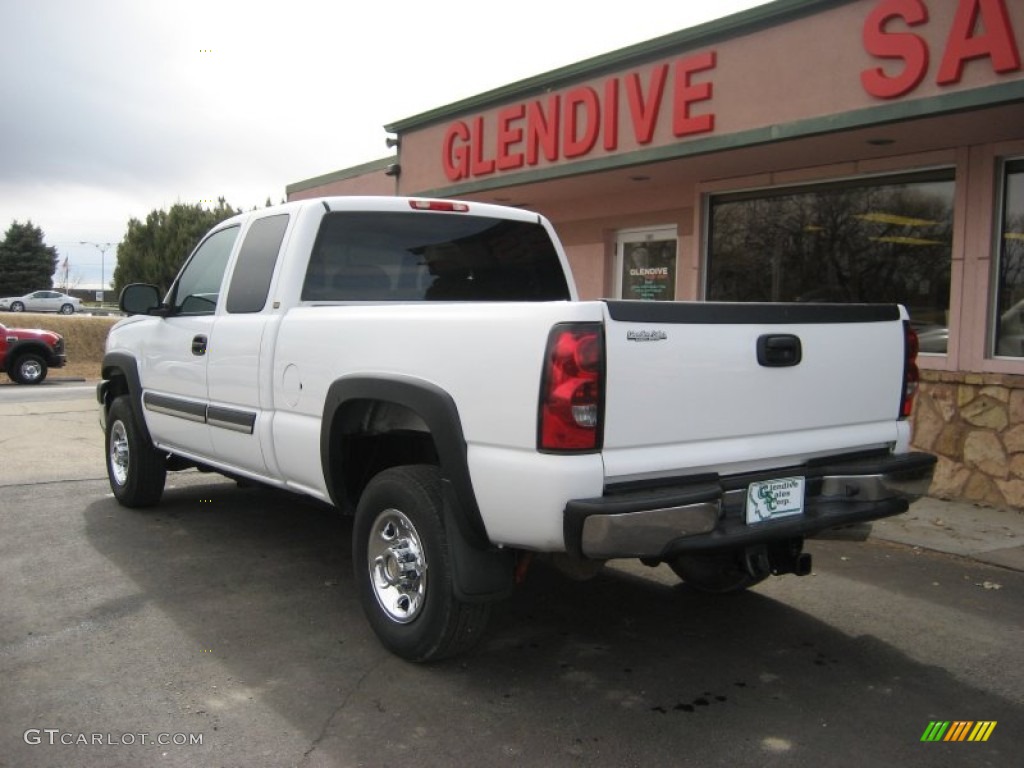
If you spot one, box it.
[0,322,66,384]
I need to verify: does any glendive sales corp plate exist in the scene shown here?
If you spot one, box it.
[746,477,805,524]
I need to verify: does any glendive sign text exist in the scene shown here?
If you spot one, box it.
[441,0,1021,181]
[442,52,716,182]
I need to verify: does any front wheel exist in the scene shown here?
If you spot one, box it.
[106,395,167,507]
[669,551,767,594]
[10,353,47,384]
[353,465,490,662]
[59,303,75,314]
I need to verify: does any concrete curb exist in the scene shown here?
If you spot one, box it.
[871,497,1024,572]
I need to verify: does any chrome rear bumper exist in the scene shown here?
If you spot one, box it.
[565,451,937,560]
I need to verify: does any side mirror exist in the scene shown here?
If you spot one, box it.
[119,283,163,316]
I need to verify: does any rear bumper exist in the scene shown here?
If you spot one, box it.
[564,451,936,560]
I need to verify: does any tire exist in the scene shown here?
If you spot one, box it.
[106,395,166,507]
[59,303,75,314]
[353,465,490,662]
[10,301,24,312]
[669,551,768,594]
[10,353,48,385]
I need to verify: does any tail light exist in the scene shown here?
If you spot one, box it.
[900,321,920,419]
[409,200,469,212]
[538,323,604,452]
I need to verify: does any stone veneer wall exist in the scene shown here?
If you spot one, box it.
[911,371,1024,509]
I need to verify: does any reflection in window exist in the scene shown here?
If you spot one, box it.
[994,160,1024,357]
[707,172,954,353]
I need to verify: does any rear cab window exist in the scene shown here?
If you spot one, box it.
[301,211,570,302]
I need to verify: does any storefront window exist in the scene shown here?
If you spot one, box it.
[993,160,1024,358]
[617,229,677,301]
[707,172,954,353]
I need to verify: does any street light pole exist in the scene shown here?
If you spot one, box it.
[79,241,115,301]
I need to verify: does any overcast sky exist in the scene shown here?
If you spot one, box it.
[0,0,769,290]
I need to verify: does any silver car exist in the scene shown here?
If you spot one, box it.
[0,290,83,314]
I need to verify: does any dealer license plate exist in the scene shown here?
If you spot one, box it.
[746,477,805,524]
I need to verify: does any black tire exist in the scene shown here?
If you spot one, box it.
[106,395,166,507]
[59,303,75,314]
[353,465,490,662]
[10,301,24,312]
[10,353,48,385]
[669,551,767,594]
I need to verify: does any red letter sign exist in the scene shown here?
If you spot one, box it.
[937,0,1021,84]
[861,0,930,99]
[673,51,716,137]
[627,64,668,144]
[563,87,601,158]
[470,116,495,177]
[496,105,525,171]
[526,95,560,166]
[443,121,471,181]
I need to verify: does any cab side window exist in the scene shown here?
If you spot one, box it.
[172,226,240,315]
[226,214,289,313]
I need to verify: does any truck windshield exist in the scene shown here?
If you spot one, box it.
[301,211,570,302]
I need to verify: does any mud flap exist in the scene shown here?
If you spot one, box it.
[441,480,515,602]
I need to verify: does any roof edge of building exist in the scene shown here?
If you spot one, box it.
[286,156,397,196]
[384,0,853,133]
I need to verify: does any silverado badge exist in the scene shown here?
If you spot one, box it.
[626,330,668,342]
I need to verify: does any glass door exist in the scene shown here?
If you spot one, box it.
[615,227,678,301]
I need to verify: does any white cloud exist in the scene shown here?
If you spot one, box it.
[0,0,769,287]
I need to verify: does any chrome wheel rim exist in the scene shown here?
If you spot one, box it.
[109,420,130,486]
[20,359,43,382]
[367,508,426,623]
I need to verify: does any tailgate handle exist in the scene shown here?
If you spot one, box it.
[757,334,802,367]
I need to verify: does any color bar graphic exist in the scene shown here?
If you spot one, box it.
[920,721,996,742]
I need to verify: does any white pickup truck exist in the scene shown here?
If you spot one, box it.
[99,196,936,661]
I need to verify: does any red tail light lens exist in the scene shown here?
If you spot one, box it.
[539,323,604,452]
[900,321,920,419]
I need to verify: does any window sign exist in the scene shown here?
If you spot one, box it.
[617,229,677,301]
[994,160,1024,357]
[707,172,954,353]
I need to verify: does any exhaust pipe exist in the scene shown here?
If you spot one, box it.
[794,552,812,576]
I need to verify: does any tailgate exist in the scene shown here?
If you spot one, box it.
[600,301,907,481]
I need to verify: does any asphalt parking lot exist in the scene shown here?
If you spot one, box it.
[2,384,1022,767]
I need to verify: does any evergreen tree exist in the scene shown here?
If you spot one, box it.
[0,221,58,296]
[112,198,239,297]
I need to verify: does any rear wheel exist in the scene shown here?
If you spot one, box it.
[353,465,490,662]
[669,551,767,594]
[10,301,24,312]
[59,303,75,314]
[106,395,166,507]
[10,353,47,384]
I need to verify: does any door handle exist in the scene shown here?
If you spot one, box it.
[757,334,802,367]
[191,335,208,356]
